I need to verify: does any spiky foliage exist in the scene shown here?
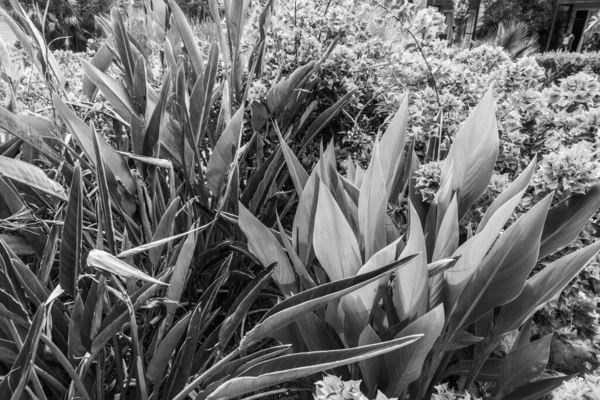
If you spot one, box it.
[473,20,541,59]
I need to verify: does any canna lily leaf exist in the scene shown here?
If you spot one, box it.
[277,128,309,198]
[148,198,180,265]
[393,201,428,321]
[207,106,244,197]
[238,203,296,296]
[168,0,204,80]
[359,140,388,260]
[539,181,600,259]
[444,170,531,308]
[59,162,83,298]
[206,335,422,400]
[240,254,418,350]
[82,38,115,101]
[111,9,135,83]
[147,313,191,382]
[383,305,445,396]
[440,87,499,218]
[87,249,168,285]
[81,59,137,121]
[494,239,600,337]
[495,334,553,397]
[358,325,383,394]
[379,94,409,195]
[448,195,552,333]
[292,168,320,266]
[313,178,362,281]
[477,157,537,233]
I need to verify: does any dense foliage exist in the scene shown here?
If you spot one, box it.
[536,50,600,84]
[0,1,599,399]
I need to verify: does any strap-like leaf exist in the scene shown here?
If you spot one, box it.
[206,334,422,400]
[59,163,83,297]
[240,253,418,350]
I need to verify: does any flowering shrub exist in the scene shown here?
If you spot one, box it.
[248,0,600,361]
[536,51,600,84]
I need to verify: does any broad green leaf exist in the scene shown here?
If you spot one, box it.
[440,87,499,218]
[442,358,503,382]
[224,0,251,61]
[494,240,600,336]
[393,201,428,321]
[158,228,197,339]
[444,175,530,307]
[477,157,537,233]
[446,330,483,351]
[276,215,316,290]
[379,94,408,193]
[292,168,319,266]
[68,294,86,361]
[449,195,552,332]
[266,61,315,114]
[91,124,115,253]
[539,181,600,259]
[238,203,296,296]
[0,156,66,201]
[87,249,167,285]
[81,59,137,121]
[313,178,362,281]
[111,9,135,83]
[149,198,180,265]
[168,0,204,80]
[338,237,403,346]
[82,39,115,101]
[500,376,572,400]
[240,254,418,350]
[206,335,422,400]
[0,234,34,257]
[429,194,459,308]
[296,312,341,353]
[432,193,459,261]
[0,107,63,166]
[133,55,148,114]
[143,72,172,157]
[299,90,357,151]
[496,334,553,397]
[383,305,445,396]
[207,106,244,196]
[147,313,191,382]
[359,140,388,260]
[59,163,83,297]
[277,129,309,198]
[358,325,383,395]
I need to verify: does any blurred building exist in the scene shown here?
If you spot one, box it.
[556,0,600,51]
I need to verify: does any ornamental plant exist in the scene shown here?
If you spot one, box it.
[241,89,600,399]
[0,1,423,399]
